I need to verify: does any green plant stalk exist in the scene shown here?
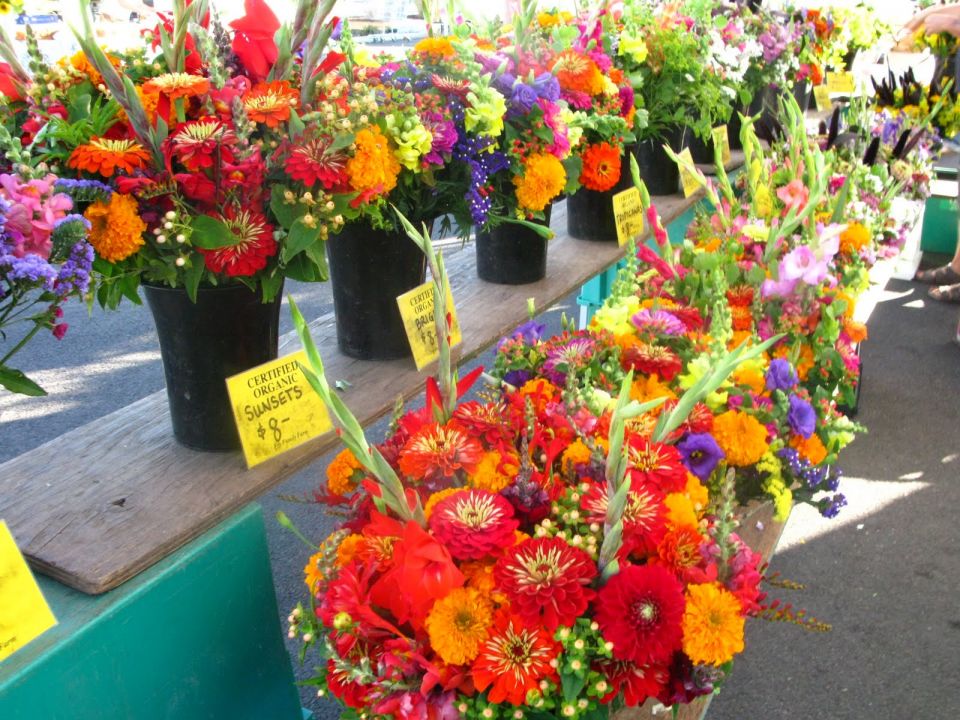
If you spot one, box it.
[290,297,425,526]
[299,3,337,107]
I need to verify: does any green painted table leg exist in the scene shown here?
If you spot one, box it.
[0,504,302,720]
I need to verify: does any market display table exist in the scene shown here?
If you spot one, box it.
[0,504,303,720]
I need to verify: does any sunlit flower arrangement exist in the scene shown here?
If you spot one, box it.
[283,219,790,720]
[0,0,340,307]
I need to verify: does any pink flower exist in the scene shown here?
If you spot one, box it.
[0,173,73,258]
[776,179,810,212]
[52,323,69,340]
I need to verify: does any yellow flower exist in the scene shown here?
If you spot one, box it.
[712,410,769,467]
[682,582,745,666]
[304,550,326,594]
[630,374,677,405]
[84,193,146,263]
[335,534,367,566]
[685,474,709,512]
[514,152,566,212]
[413,36,456,59]
[590,295,641,336]
[754,184,773,219]
[470,451,517,493]
[425,488,467,519]
[346,126,401,196]
[386,114,433,171]
[618,33,649,64]
[465,86,507,138]
[326,448,363,496]
[664,492,698,530]
[561,440,593,473]
[839,222,870,255]
[425,587,494,665]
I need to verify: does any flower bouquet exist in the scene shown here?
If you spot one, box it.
[286,215,783,719]
[6,0,339,447]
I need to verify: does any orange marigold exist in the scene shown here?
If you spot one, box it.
[424,487,466,519]
[839,222,870,255]
[303,549,326,594]
[580,142,622,192]
[561,439,593,472]
[84,193,146,263]
[243,81,298,128]
[64,50,121,87]
[346,126,400,197]
[552,49,604,96]
[712,410,769,467]
[682,582,745,666]
[513,152,566,213]
[68,137,151,178]
[630,374,677,405]
[335,534,367,566]
[732,366,765,394]
[685,474,709,511]
[791,432,828,465]
[844,319,868,344]
[142,72,210,99]
[326,448,364,496]
[461,558,500,598]
[425,587,494,665]
[470,451,516,493]
[664,492,698,530]
[413,36,456,58]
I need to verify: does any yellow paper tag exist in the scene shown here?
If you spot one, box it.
[0,521,57,662]
[677,148,700,199]
[226,350,333,468]
[813,85,833,112]
[825,72,855,94]
[397,282,462,371]
[611,187,645,246]
[711,125,731,166]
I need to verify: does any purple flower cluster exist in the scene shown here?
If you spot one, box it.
[778,447,845,517]
[453,134,509,226]
[787,394,816,438]
[493,71,561,117]
[677,432,725,480]
[631,308,688,335]
[765,358,798,391]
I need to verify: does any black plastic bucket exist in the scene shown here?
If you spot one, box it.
[475,206,550,284]
[567,145,636,242]
[636,126,687,196]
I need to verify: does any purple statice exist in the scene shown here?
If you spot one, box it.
[818,494,847,519]
[787,394,816,438]
[55,241,95,296]
[0,252,58,290]
[54,178,113,202]
[631,308,688,336]
[502,369,532,388]
[765,358,798,391]
[677,432,725,481]
[532,73,560,102]
[454,133,509,226]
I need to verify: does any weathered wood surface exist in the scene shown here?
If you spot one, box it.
[0,156,744,595]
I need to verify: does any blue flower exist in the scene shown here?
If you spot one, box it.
[677,432,725,481]
[532,73,560,102]
[787,394,816,438]
[765,358,797,391]
[509,83,539,114]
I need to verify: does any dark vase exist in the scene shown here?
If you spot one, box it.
[729,109,744,151]
[636,126,687,195]
[144,282,282,452]
[687,129,714,165]
[476,205,551,284]
[749,85,777,126]
[792,81,812,113]
[327,221,427,360]
[841,48,858,70]
[567,145,636,242]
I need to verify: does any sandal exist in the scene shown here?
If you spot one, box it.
[928,282,960,303]
[915,264,960,285]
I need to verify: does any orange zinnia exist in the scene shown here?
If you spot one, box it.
[142,72,210,99]
[243,81,298,128]
[68,137,151,178]
[580,142,622,192]
[552,49,604,96]
[413,36,456,59]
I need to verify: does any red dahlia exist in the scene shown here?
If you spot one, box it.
[494,537,597,631]
[620,342,683,382]
[472,612,560,705]
[627,437,689,494]
[580,479,666,558]
[429,489,519,560]
[284,134,349,190]
[595,564,686,666]
[399,423,483,484]
[200,207,277,277]
[595,658,670,706]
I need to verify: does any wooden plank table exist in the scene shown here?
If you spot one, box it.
[0,154,742,595]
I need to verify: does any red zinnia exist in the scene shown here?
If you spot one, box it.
[284,135,349,190]
[595,564,686,666]
[399,423,484,483]
[580,479,666,558]
[620,342,683,382]
[168,118,236,171]
[199,207,277,277]
[494,537,597,631]
[326,659,372,709]
[681,402,714,434]
[429,489,519,560]
[655,525,705,574]
[725,286,754,307]
[580,142,622,192]
[451,400,516,446]
[472,612,560,705]
[595,658,670,706]
[627,437,689,494]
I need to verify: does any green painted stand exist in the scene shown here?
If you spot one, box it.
[0,504,304,720]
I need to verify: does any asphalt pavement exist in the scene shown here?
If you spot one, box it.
[1,247,958,719]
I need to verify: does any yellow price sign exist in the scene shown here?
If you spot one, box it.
[226,350,333,468]
[813,85,833,112]
[0,521,57,662]
[825,72,855,94]
[711,125,731,166]
[397,281,462,371]
[611,187,645,246]
[677,148,700,199]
